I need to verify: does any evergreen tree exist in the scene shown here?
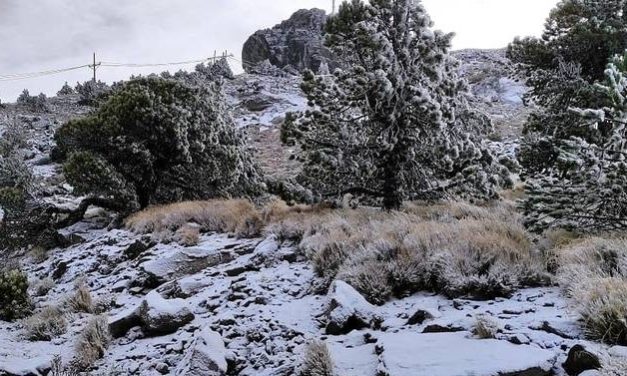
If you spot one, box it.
[283,0,510,209]
[508,0,627,175]
[55,77,263,215]
[524,54,627,231]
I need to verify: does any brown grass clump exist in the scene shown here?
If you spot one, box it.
[472,315,500,339]
[74,315,111,370]
[67,283,94,314]
[267,202,548,304]
[125,199,263,238]
[22,306,67,341]
[175,223,200,246]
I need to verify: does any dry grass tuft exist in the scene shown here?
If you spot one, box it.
[67,283,94,314]
[74,315,111,370]
[267,202,548,304]
[125,199,263,238]
[22,306,67,341]
[32,277,55,297]
[300,340,335,376]
[556,237,627,345]
[175,223,200,246]
[472,315,500,339]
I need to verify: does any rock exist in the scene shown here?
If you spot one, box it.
[242,8,337,74]
[108,307,141,338]
[422,324,465,333]
[406,309,435,326]
[51,261,68,280]
[175,328,228,376]
[0,355,52,376]
[609,345,627,358]
[378,332,555,376]
[138,291,195,336]
[562,345,601,376]
[325,280,381,335]
[241,93,281,112]
[124,240,152,260]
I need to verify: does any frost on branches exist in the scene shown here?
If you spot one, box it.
[282,0,511,209]
[524,55,627,231]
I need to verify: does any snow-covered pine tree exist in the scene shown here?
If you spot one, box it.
[282,0,510,209]
[524,54,627,231]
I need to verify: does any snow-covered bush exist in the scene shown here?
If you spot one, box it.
[74,315,111,370]
[175,223,200,246]
[22,306,67,341]
[32,277,55,297]
[66,283,94,314]
[300,341,335,376]
[523,55,627,231]
[74,80,111,106]
[196,58,234,80]
[55,77,264,217]
[283,0,510,209]
[16,89,48,112]
[57,82,75,96]
[0,268,31,321]
[472,315,500,339]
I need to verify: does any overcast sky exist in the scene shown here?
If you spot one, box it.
[0,0,558,102]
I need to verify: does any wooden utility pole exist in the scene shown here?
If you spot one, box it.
[332,0,336,14]
[91,52,100,82]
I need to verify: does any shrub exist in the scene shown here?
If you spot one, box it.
[74,315,111,370]
[32,277,55,297]
[16,90,48,112]
[0,268,31,321]
[57,82,75,96]
[74,80,110,106]
[300,341,334,376]
[55,77,263,215]
[175,223,200,246]
[22,306,67,341]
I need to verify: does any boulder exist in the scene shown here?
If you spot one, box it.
[562,345,601,376]
[108,307,141,338]
[242,9,338,74]
[175,328,228,376]
[325,280,381,335]
[138,291,195,336]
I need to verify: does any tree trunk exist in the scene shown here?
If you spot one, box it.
[381,142,404,210]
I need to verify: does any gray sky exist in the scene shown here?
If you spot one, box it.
[0,0,558,102]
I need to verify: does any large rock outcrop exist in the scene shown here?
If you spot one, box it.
[242,8,337,74]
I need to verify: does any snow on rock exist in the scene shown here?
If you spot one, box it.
[138,291,195,336]
[378,331,555,376]
[325,280,382,335]
[175,327,228,376]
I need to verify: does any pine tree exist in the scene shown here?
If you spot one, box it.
[524,54,627,231]
[282,0,510,209]
[508,0,627,175]
[55,77,263,215]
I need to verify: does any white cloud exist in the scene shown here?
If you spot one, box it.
[0,0,557,101]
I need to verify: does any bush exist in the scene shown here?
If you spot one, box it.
[32,277,55,297]
[16,90,48,112]
[75,80,110,106]
[300,341,334,376]
[472,315,500,339]
[74,315,111,370]
[57,82,75,96]
[0,268,32,321]
[22,306,67,341]
[55,77,263,215]
[67,282,94,313]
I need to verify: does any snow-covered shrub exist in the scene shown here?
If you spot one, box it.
[22,306,67,341]
[336,256,392,305]
[74,315,111,370]
[57,82,75,96]
[125,199,263,238]
[196,58,234,80]
[16,89,48,112]
[283,0,510,209]
[75,80,110,106]
[300,341,335,376]
[55,77,264,216]
[0,268,31,321]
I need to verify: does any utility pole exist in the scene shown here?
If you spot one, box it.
[332,0,336,15]
[91,52,100,83]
